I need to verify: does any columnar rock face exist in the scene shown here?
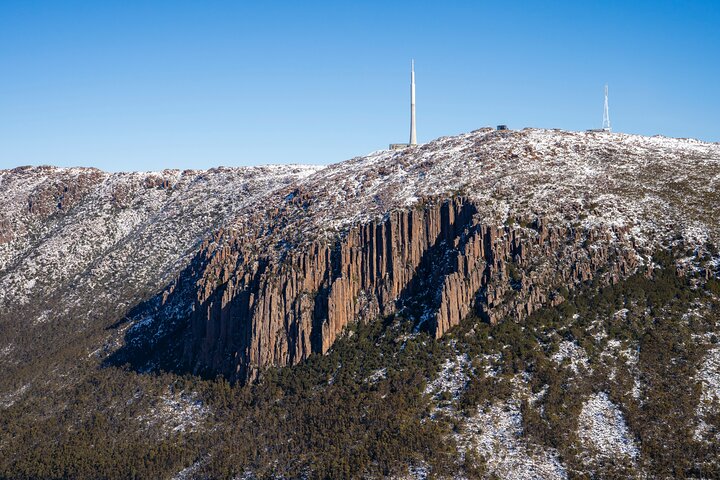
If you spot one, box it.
[137,198,639,383]
[0,218,11,245]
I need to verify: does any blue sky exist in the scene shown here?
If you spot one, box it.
[1,1,718,171]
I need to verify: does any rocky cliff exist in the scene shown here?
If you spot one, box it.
[2,128,720,480]
[168,201,639,383]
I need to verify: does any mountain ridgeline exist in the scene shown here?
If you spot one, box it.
[1,128,718,384]
[100,128,719,384]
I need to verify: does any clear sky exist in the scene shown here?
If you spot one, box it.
[1,1,718,172]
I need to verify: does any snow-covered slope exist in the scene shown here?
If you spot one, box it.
[241,128,720,252]
[5,128,716,321]
[0,164,321,369]
[0,165,320,307]
[108,127,719,382]
[4,128,718,369]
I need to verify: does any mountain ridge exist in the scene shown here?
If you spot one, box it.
[2,128,718,383]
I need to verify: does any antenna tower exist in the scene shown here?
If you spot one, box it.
[410,60,417,145]
[602,84,611,131]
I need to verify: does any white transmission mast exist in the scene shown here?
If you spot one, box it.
[410,59,417,145]
[602,84,611,132]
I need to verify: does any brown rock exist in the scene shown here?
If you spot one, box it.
[161,198,640,383]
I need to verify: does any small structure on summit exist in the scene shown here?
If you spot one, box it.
[389,60,418,150]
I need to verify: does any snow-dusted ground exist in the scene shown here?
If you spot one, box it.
[0,383,30,409]
[457,401,567,480]
[364,367,388,384]
[551,340,590,374]
[137,390,208,435]
[420,345,568,479]
[172,460,205,480]
[250,128,720,254]
[601,338,643,400]
[394,464,430,480]
[1,166,321,303]
[0,165,322,340]
[2,128,720,477]
[424,353,470,403]
[577,392,639,464]
[3,128,718,343]
[695,345,720,440]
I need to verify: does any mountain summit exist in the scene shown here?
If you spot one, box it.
[102,128,720,382]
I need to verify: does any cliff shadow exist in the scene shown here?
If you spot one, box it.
[103,252,218,378]
[393,198,482,333]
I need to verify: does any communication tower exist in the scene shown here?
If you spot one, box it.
[602,84,611,132]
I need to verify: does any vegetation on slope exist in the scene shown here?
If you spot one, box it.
[1,251,718,479]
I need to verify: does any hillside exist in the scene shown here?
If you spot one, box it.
[0,165,320,396]
[1,128,719,479]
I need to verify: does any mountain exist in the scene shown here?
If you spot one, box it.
[1,128,719,479]
[111,128,719,383]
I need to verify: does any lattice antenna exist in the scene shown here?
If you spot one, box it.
[602,84,611,131]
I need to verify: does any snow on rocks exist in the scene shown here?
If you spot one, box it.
[456,401,568,480]
[695,345,720,440]
[214,128,720,264]
[353,130,712,235]
[577,392,639,463]
[551,340,590,374]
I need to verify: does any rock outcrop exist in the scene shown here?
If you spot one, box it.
[130,197,640,383]
[0,218,11,245]
[0,164,322,378]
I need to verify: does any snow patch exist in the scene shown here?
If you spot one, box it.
[577,392,639,463]
[137,390,208,435]
[424,354,470,402]
[0,383,30,409]
[695,345,720,440]
[456,401,567,480]
[552,341,590,374]
[365,367,387,384]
